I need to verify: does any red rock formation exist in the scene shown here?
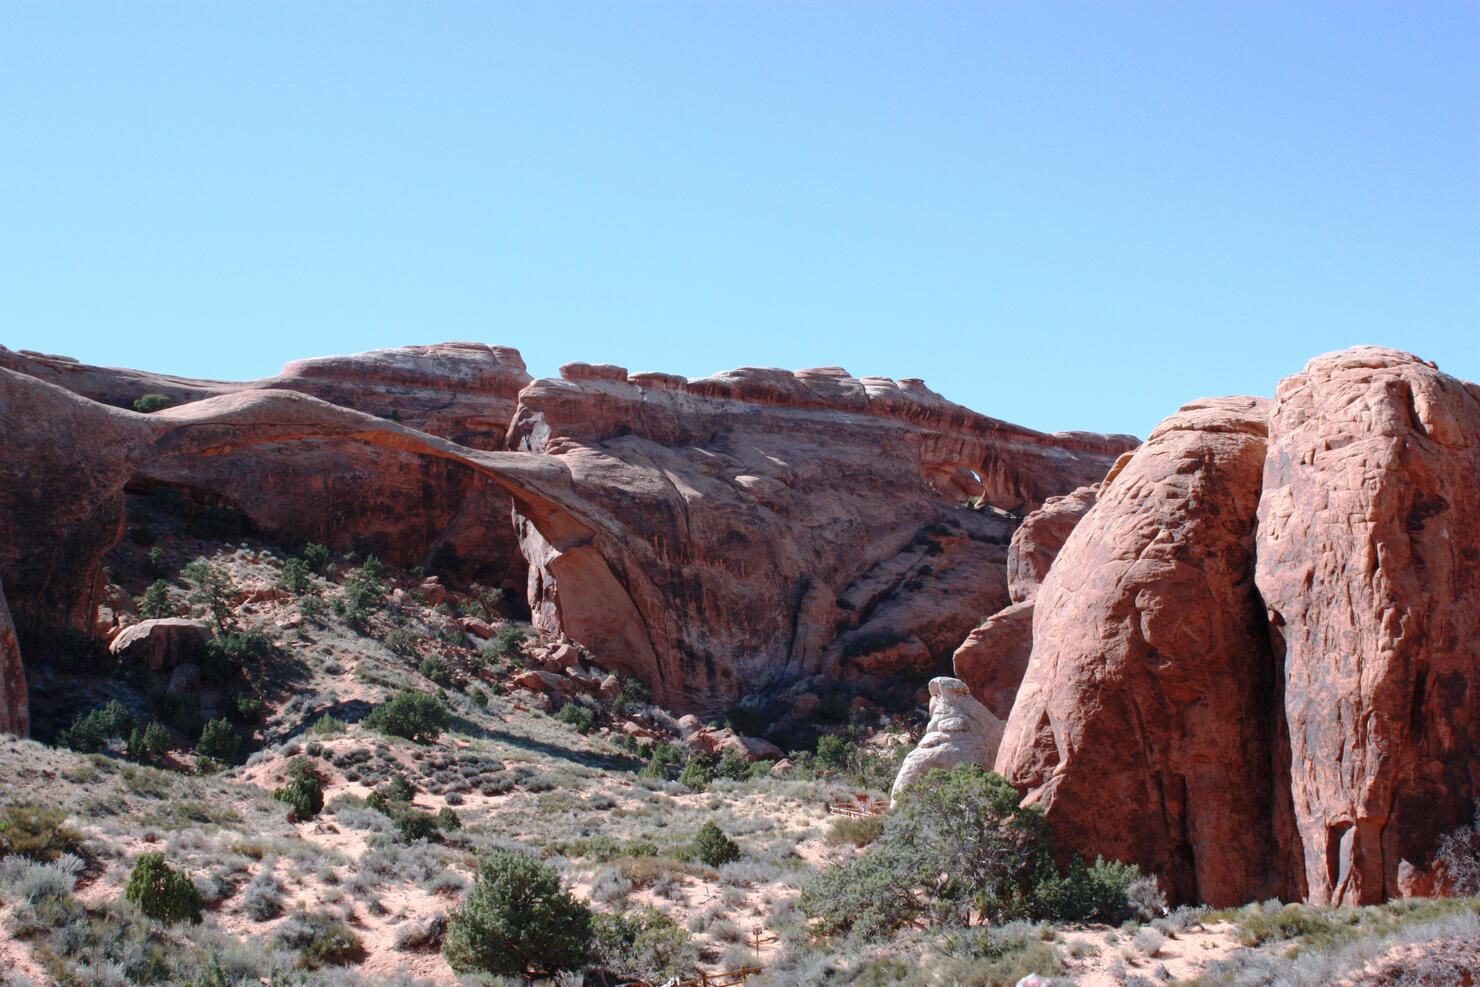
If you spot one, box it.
[507,362,1132,709]
[1,344,531,589]
[1256,347,1480,906]
[953,485,1098,720]
[0,347,1132,728]
[0,580,25,736]
[996,396,1279,907]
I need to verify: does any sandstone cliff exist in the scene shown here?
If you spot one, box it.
[992,347,1480,908]
[0,344,1133,725]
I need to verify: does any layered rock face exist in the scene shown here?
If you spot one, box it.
[953,484,1097,720]
[1,344,532,590]
[506,362,1133,709]
[993,347,1480,908]
[1256,349,1480,905]
[0,344,1133,726]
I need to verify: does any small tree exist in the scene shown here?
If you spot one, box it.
[125,852,203,924]
[301,543,332,575]
[185,559,237,634]
[138,579,175,619]
[443,850,593,976]
[133,393,173,413]
[277,557,312,595]
[690,822,740,867]
[273,759,324,821]
[127,720,171,764]
[364,691,449,743]
[196,718,239,760]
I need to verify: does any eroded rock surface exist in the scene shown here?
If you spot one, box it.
[0,581,24,736]
[891,676,1002,803]
[996,396,1278,907]
[1256,347,1480,906]
[0,346,1132,727]
[954,485,1098,718]
[110,618,212,672]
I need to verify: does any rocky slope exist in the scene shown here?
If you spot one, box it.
[0,343,1133,727]
[988,347,1480,908]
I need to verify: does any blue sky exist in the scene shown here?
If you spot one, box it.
[2,2,1476,437]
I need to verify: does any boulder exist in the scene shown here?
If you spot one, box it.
[457,617,494,640]
[716,732,784,762]
[109,618,212,672]
[891,677,1002,804]
[512,669,566,695]
[1255,347,1480,906]
[996,396,1278,907]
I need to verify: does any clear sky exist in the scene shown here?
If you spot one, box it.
[3,2,1476,437]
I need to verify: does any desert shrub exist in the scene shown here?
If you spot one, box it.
[556,701,596,734]
[0,803,87,862]
[337,557,387,631]
[242,872,285,920]
[196,717,239,759]
[461,583,505,621]
[138,578,176,618]
[273,760,325,821]
[307,712,346,735]
[800,764,1050,936]
[277,557,312,595]
[638,740,684,780]
[1437,802,1480,896]
[591,906,700,981]
[298,594,327,624]
[1234,901,1343,946]
[437,806,462,831]
[186,559,238,634]
[679,754,715,791]
[442,850,593,976]
[814,733,852,770]
[133,393,173,413]
[124,852,203,924]
[396,809,441,842]
[1127,874,1169,921]
[144,546,170,579]
[364,690,448,742]
[203,628,275,679]
[381,773,415,802]
[228,693,263,723]
[691,822,741,867]
[272,909,367,968]
[418,654,451,684]
[826,813,885,847]
[1028,855,1143,924]
[126,719,172,764]
[301,542,332,575]
[395,913,448,952]
[468,686,488,706]
[58,699,136,752]
[490,624,527,655]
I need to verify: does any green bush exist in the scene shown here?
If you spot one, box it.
[1028,855,1142,923]
[58,699,136,752]
[133,393,173,413]
[419,654,451,685]
[144,547,170,579]
[490,624,527,655]
[800,765,1050,936]
[272,909,367,968]
[273,760,325,821]
[0,803,87,862]
[555,701,596,734]
[301,543,332,575]
[137,579,175,619]
[277,557,312,595]
[228,694,263,723]
[591,906,700,981]
[185,559,237,634]
[380,774,415,802]
[443,850,592,977]
[363,691,448,743]
[195,718,239,760]
[306,712,346,735]
[203,628,274,679]
[124,852,203,924]
[436,806,462,831]
[396,809,441,843]
[468,686,488,707]
[126,720,171,764]
[678,754,714,791]
[690,822,740,867]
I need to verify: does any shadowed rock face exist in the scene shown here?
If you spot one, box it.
[0,345,1134,723]
[1256,348,1480,906]
[0,580,23,736]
